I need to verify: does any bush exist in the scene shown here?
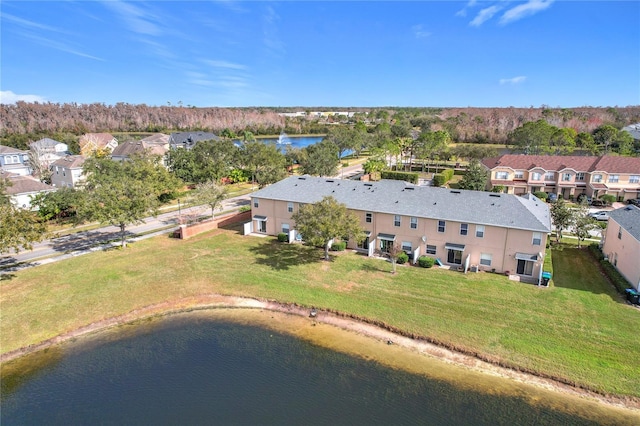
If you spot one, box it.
[432,174,446,187]
[239,205,251,213]
[442,168,454,182]
[277,233,288,242]
[396,252,409,264]
[380,171,419,184]
[534,191,548,200]
[418,256,435,268]
[588,244,631,294]
[331,241,346,251]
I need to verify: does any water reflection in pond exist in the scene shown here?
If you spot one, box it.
[1,310,636,425]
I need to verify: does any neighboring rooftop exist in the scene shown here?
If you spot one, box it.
[252,175,551,233]
[482,154,640,174]
[169,132,220,149]
[609,205,640,242]
[0,145,28,155]
[2,172,55,195]
[52,155,86,169]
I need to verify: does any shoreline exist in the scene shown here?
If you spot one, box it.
[1,293,639,415]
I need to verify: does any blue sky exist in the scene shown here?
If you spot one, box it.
[1,1,638,108]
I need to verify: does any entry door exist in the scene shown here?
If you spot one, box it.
[258,220,267,233]
[516,259,534,275]
[380,239,393,253]
[447,249,462,265]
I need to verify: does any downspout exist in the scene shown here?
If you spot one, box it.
[501,227,509,273]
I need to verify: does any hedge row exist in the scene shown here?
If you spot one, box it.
[432,168,454,187]
[588,243,631,294]
[380,171,419,184]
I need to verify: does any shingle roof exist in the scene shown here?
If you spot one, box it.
[589,156,640,174]
[52,155,86,169]
[169,132,220,149]
[252,175,552,232]
[30,138,62,149]
[482,154,600,172]
[3,173,56,195]
[0,145,27,155]
[140,133,170,144]
[609,205,640,242]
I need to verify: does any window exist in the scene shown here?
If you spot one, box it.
[460,223,468,236]
[630,175,640,184]
[476,225,484,238]
[282,223,290,234]
[437,220,445,233]
[495,171,509,180]
[480,253,492,266]
[531,172,541,181]
[410,217,418,229]
[608,175,619,183]
[592,174,602,183]
[618,226,622,240]
[532,232,542,246]
[287,202,293,213]
[562,173,572,182]
[576,172,585,181]
[394,215,401,227]
[545,172,555,181]
[357,237,370,250]
[401,241,412,253]
[253,198,259,208]
[514,171,524,179]
[426,245,437,255]
[365,212,372,223]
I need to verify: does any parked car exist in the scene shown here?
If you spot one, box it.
[588,211,610,221]
[591,199,606,207]
[547,193,558,202]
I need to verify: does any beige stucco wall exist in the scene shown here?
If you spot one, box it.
[251,197,547,280]
[602,219,640,290]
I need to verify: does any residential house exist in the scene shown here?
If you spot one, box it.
[111,140,168,163]
[622,123,640,141]
[79,133,118,156]
[50,155,86,189]
[1,171,56,209]
[0,145,31,176]
[602,205,640,291]
[168,132,220,150]
[248,176,552,283]
[30,138,69,163]
[482,155,640,202]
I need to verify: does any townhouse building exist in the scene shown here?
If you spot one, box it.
[602,205,640,291]
[249,176,552,283]
[482,155,640,202]
[50,155,86,189]
[0,145,31,176]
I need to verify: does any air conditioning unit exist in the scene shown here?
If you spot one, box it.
[470,265,478,273]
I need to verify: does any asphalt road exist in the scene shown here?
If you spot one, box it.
[0,194,251,272]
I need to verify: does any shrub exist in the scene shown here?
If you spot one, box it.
[396,252,409,264]
[277,233,288,242]
[442,168,454,182]
[599,194,616,206]
[418,256,435,268]
[380,171,419,184]
[331,241,346,251]
[432,174,446,187]
[588,244,631,294]
[239,205,251,213]
[534,191,548,200]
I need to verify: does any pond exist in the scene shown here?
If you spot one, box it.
[1,310,636,425]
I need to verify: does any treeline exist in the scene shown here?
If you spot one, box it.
[0,102,285,137]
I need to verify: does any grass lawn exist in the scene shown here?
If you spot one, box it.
[1,226,639,399]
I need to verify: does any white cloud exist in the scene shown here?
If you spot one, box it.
[262,6,285,56]
[456,0,478,18]
[102,0,163,36]
[0,90,47,104]
[411,25,431,39]
[204,60,248,70]
[470,5,502,27]
[499,76,527,85]
[500,0,555,25]
[2,13,70,34]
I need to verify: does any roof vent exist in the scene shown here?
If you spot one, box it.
[298,177,306,180]
[326,179,334,183]
[489,194,501,198]
[405,187,414,190]
[450,190,460,194]
[364,183,373,187]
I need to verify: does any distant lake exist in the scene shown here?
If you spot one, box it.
[1,311,624,425]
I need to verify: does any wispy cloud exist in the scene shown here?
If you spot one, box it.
[500,76,527,85]
[19,31,104,61]
[262,6,285,56]
[456,0,478,18]
[101,0,163,36]
[203,60,247,70]
[470,5,502,27]
[2,13,71,34]
[0,90,47,104]
[411,24,431,39]
[500,0,555,25]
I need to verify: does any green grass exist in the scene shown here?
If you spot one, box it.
[1,228,639,398]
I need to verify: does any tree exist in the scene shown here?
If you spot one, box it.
[239,140,287,188]
[593,124,618,153]
[0,177,47,253]
[415,130,451,173]
[548,127,576,155]
[573,201,596,248]
[507,120,555,154]
[192,180,228,219]
[575,132,598,154]
[192,139,238,183]
[299,139,340,177]
[550,198,573,243]
[78,156,179,248]
[291,196,364,261]
[612,130,634,155]
[31,187,80,223]
[325,126,357,161]
[458,159,487,191]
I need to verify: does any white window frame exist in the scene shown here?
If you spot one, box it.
[480,253,492,266]
[495,171,509,180]
[630,175,640,184]
[394,215,401,227]
[460,223,468,236]
[253,198,259,208]
[514,171,524,179]
[608,175,619,183]
[531,172,541,181]
[287,202,294,213]
[401,241,412,253]
[476,225,485,238]
[282,223,290,234]
[545,172,555,181]
[437,220,445,233]
[592,174,602,183]
[576,172,585,181]
[532,232,542,246]
[410,217,418,229]
[365,212,373,223]
[562,173,572,182]
[426,245,437,255]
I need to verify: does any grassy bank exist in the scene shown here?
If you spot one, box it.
[1,226,639,399]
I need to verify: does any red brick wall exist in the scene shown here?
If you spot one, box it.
[176,210,251,239]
